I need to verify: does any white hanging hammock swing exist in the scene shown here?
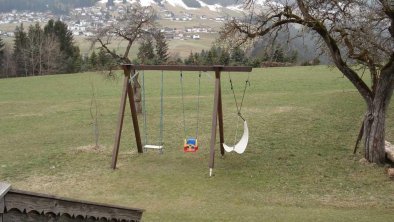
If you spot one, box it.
[223,120,249,154]
[223,72,251,154]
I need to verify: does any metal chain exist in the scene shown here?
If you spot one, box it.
[141,70,148,146]
[195,71,201,139]
[228,72,251,144]
[238,71,251,117]
[159,70,164,146]
[180,71,187,139]
[227,72,250,121]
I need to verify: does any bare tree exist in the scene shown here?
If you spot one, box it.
[42,34,62,75]
[1,45,16,78]
[90,4,158,113]
[220,0,394,164]
[90,77,100,149]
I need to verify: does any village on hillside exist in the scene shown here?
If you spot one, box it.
[0,3,229,40]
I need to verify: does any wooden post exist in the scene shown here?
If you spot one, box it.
[208,66,222,176]
[218,79,225,156]
[126,68,143,154]
[111,74,129,169]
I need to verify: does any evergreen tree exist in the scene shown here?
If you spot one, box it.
[205,49,214,65]
[13,24,29,76]
[231,47,247,65]
[154,32,169,65]
[194,52,201,65]
[219,49,230,65]
[184,51,195,65]
[199,50,207,65]
[137,38,155,64]
[204,46,220,65]
[97,49,108,68]
[72,47,82,72]
[273,45,285,62]
[90,51,98,69]
[44,19,80,73]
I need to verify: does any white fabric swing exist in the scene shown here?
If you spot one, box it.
[223,120,249,154]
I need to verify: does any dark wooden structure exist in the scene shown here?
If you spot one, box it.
[111,65,252,176]
[0,182,144,222]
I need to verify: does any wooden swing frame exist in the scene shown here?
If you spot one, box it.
[111,64,252,176]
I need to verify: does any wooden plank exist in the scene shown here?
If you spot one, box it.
[111,75,130,169]
[0,197,4,214]
[122,64,252,72]
[5,190,143,221]
[8,189,144,213]
[144,145,163,149]
[126,68,143,154]
[0,182,10,200]
[208,67,222,176]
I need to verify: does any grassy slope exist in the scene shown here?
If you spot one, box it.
[0,66,393,221]
[2,19,219,58]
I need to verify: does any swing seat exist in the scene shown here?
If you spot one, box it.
[144,145,164,154]
[144,145,163,149]
[184,138,198,152]
[223,120,249,154]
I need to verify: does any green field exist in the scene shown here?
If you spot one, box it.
[0,66,393,221]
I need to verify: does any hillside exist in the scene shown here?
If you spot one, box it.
[0,0,98,14]
[0,0,249,14]
[0,67,393,221]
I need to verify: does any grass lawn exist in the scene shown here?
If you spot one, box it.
[0,66,393,221]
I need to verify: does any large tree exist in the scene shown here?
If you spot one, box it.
[220,0,394,164]
[90,4,157,113]
[154,31,169,65]
[13,24,29,76]
[137,37,155,64]
[10,21,77,77]
[44,19,80,73]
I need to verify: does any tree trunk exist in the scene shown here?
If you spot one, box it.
[363,104,387,164]
[132,77,142,114]
[363,62,394,164]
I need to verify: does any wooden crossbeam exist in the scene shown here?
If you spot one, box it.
[122,64,252,72]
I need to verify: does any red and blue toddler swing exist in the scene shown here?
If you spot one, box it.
[184,137,198,152]
[180,71,201,153]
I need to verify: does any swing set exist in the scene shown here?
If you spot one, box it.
[111,65,252,176]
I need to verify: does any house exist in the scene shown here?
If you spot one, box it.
[192,34,200,40]
[0,182,144,222]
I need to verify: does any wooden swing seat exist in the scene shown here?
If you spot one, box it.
[144,145,163,149]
